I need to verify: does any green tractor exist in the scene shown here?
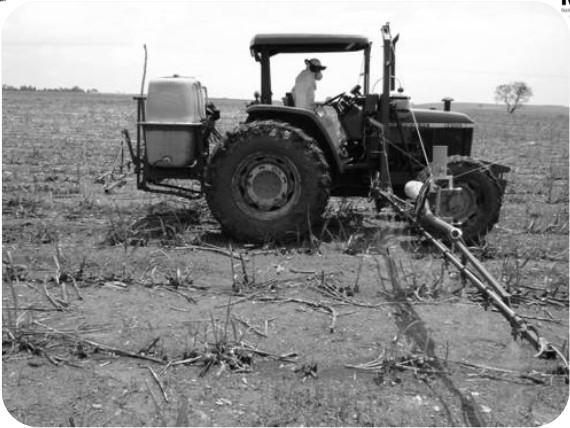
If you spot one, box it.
[125,24,509,243]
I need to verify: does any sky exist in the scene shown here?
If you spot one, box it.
[1,0,569,106]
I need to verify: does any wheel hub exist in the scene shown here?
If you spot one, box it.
[234,154,300,216]
[438,186,477,224]
[245,163,290,210]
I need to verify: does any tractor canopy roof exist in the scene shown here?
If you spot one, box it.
[250,34,370,59]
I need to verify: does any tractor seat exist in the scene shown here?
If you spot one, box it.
[282,92,295,107]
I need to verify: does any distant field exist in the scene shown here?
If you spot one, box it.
[2,91,568,427]
[417,101,568,114]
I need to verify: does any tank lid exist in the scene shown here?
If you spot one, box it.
[156,75,199,81]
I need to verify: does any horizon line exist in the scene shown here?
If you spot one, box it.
[3,88,569,109]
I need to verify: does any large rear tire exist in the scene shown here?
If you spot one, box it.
[205,120,331,242]
[418,156,503,243]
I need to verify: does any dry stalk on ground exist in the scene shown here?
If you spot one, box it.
[251,296,338,333]
[2,298,297,376]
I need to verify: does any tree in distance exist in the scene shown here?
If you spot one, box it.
[494,81,533,114]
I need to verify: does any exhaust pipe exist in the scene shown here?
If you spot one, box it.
[404,180,463,241]
[441,97,453,111]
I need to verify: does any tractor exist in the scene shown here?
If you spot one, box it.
[123,23,509,243]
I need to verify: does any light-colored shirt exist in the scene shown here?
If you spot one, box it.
[292,69,316,109]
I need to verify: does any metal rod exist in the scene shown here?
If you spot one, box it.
[121,129,137,167]
[140,44,148,97]
[377,189,557,359]
[136,101,142,187]
[140,182,202,200]
[368,117,392,191]
[135,99,144,187]
[418,206,462,242]
[416,225,547,355]
[381,27,391,126]
[455,240,512,302]
[391,36,396,91]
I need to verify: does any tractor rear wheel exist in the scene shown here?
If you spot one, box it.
[205,120,331,242]
[418,156,503,244]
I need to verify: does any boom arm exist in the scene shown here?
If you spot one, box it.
[371,182,569,371]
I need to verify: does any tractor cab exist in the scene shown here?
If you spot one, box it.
[249,33,372,105]
[247,33,381,177]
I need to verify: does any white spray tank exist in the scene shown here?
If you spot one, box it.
[144,75,207,167]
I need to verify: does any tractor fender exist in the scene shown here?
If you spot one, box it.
[246,105,344,175]
[479,159,510,195]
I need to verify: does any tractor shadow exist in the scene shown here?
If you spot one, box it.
[102,198,462,256]
[168,202,379,252]
[103,201,213,247]
[195,206,414,255]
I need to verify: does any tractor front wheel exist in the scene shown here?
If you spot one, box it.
[205,120,331,242]
[418,156,504,244]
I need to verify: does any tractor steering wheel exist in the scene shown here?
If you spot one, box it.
[322,91,346,106]
[322,84,362,107]
[321,85,363,116]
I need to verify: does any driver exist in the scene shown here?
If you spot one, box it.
[291,58,348,157]
[291,58,326,109]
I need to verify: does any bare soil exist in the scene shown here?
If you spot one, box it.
[2,92,569,426]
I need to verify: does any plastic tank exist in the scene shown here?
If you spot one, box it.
[144,76,206,167]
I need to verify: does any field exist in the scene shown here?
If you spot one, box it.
[2,91,569,426]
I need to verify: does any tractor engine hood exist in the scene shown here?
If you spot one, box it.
[397,109,474,129]
[385,107,476,162]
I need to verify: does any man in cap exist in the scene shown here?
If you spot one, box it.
[291,58,326,109]
[291,58,348,156]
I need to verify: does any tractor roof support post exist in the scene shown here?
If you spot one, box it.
[390,33,399,92]
[260,51,272,104]
[363,45,371,95]
[390,45,396,91]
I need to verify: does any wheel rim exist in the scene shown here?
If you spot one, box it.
[232,153,301,219]
[440,183,478,225]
